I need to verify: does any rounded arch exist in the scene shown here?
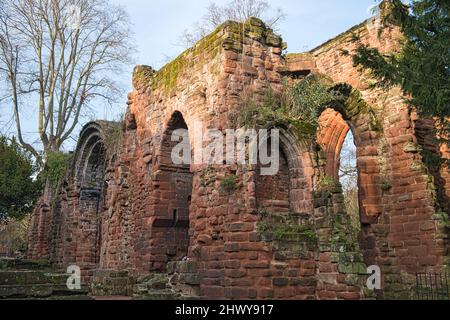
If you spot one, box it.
[73,122,108,183]
[69,121,118,268]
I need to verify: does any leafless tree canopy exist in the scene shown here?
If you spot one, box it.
[180,0,286,47]
[0,0,133,164]
[339,134,358,191]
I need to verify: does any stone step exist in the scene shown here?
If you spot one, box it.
[0,270,73,285]
[0,264,91,300]
[45,295,94,301]
[16,295,94,301]
[91,269,134,296]
[50,284,90,296]
[0,284,54,299]
[133,290,180,300]
[0,258,52,271]
[0,284,89,299]
[0,271,53,286]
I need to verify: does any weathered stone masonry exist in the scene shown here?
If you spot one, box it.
[28,12,449,300]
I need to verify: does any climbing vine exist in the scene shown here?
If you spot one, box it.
[45,151,71,190]
[239,75,343,139]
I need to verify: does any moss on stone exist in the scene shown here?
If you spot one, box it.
[133,65,156,88]
[410,160,426,172]
[200,167,217,187]
[133,18,283,94]
[343,88,383,133]
[220,174,238,193]
[133,24,224,93]
[318,175,340,191]
[257,212,317,243]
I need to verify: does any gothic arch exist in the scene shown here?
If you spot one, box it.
[316,85,385,271]
[317,85,385,224]
[150,111,193,270]
[255,129,313,215]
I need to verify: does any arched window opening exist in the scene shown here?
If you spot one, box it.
[80,141,106,206]
[339,131,361,232]
[317,108,364,231]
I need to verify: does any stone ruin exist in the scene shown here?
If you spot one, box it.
[26,10,449,300]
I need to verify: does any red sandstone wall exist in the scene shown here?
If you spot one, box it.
[27,15,448,300]
[308,16,448,288]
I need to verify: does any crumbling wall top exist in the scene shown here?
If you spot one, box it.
[132,17,283,94]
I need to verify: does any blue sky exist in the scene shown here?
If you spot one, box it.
[1,0,379,152]
[113,0,379,71]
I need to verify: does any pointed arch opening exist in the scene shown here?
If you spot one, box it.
[255,130,311,215]
[318,108,360,231]
[152,111,192,268]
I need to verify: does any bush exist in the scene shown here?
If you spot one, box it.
[45,151,71,190]
[220,174,238,193]
[0,137,41,220]
[239,75,343,139]
[0,215,31,257]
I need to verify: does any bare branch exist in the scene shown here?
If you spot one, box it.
[179,0,286,47]
[0,0,134,160]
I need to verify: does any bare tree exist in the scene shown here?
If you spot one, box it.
[179,0,286,47]
[0,0,133,165]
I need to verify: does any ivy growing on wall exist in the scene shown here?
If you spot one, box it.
[45,151,71,190]
[239,75,343,139]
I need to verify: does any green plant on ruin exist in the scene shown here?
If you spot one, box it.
[421,149,448,171]
[220,174,238,193]
[381,177,392,192]
[200,167,217,187]
[44,151,71,191]
[318,175,341,191]
[103,121,124,160]
[239,75,343,140]
[434,212,450,230]
[351,0,450,140]
[256,211,318,243]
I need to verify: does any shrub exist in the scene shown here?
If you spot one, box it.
[239,75,343,139]
[220,174,238,193]
[45,151,71,190]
